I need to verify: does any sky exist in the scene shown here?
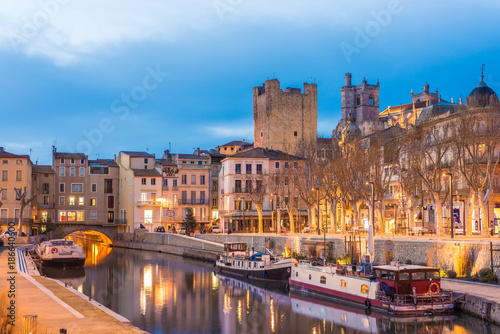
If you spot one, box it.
[1,0,500,164]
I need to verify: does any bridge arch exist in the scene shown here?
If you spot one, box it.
[53,224,124,243]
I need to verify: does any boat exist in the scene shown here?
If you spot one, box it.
[289,260,454,316]
[35,239,86,267]
[215,242,293,281]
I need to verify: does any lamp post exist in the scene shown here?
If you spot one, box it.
[270,194,277,234]
[312,187,320,235]
[366,181,375,230]
[322,227,326,263]
[444,173,454,238]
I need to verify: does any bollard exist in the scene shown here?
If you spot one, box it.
[60,328,67,334]
[22,314,38,334]
[89,296,91,301]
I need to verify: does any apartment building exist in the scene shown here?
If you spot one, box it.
[0,148,33,234]
[31,165,55,234]
[117,151,162,232]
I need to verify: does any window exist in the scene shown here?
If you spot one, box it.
[70,167,75,176]
[212,181,217,191]
[200,191,205,204]
[399,272,410,280]
[284,162,289,168]
[71,159,75,164]
[212,198,217,207]
[71,184,83,193]
[320,276,326,284]
[200,175,205,185]
[60,167,65,176]
[235,180,242,192]
[1,189,6,200]
[245,164,252,174]
[108,211,114,223]
[294,131,297,137]
[182,175,187,184]
[59,211,67,221]
[108,195,114,208]
[361,284,369,294]
[1,171,6,181]
[16,159,22,165]
[191,175,196,185]
[78,197,84,206]
[256,164,262,174]
[151,193,156,202]
[235,164,241,174]
[151,178,156,185]
[141,193,147,201]
[369,95,374,106]
[256,180,263,192]
[91,211,97,220]
[59,183,65,193]
[245,179,252,192]
[91,183,97,192]
[16,170,22,181]
[356,95,361,105]
[43,183,49,194]
[182,191,187,204]
[105,180,112,193]
[141,178,146,185]
[412,272,426,280]
[81,159,85,165]
[2,160,7,164]
[91,198,96,206]
[275,162,280,169]
[191,191,196,204]
[69,197,75,205]
[59,196,65,206]
[43,196,49,205]
[144,158,148,164]
[173,179,178,187]
[60,159,64,164]
[79,167,85,177]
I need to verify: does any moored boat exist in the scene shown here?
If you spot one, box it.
[215,242,293,281]
[36,239,86,267]
[289,261,454,316]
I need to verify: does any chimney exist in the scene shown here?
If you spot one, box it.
[345,73,352,86]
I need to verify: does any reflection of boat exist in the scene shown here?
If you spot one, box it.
[215,242,293,281]
[36,239,86,267]
[290,292,456,333]
[41,266,86,287]
[290,261,454,316]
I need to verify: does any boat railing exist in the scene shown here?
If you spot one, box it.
[375,290,452,305]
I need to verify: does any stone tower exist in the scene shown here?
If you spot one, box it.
[340,73,381,137]
[253,79,317,154]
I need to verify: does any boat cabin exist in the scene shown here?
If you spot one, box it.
[49,239,74,246]
[373,264,440,295]
[223,242,247,257]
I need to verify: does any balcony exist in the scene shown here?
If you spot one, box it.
[114,219,128,225]
[136,200,161,206]
[180,199,210,205]
[232,187,251,194]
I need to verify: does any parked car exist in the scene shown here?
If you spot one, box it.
[178,227,187,235]
[154,226,165,233]
[0,231,17,238]
[212,226,221,234]
[301,226,312,234]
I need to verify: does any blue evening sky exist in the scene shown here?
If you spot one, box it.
[1,0,499,164]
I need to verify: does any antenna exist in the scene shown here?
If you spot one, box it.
[481,64,485,82]
[169,142,171,151]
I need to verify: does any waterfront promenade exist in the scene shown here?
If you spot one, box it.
[0,246,147,334]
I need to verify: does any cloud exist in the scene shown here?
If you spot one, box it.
[205,124,253,139]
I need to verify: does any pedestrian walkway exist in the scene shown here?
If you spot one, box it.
[441,279,500,302]
[0,246,147,333]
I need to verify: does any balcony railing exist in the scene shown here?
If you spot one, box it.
[136,201,161,206]
[180,199,210,205]
[114,219,128,225]
[232,187,251,193]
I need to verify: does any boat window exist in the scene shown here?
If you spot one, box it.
[399,272,410,280]
[361,284,369,294]
[340,280,346,288]
[320,276,326,284]
[254,262,257,268]
[309,274,312,280]
[388,272,396,280]
[296,271,298,277]
[426,271,440,280]
[412,272,426,280]
[375,270,381,278]
[232,261,235,266]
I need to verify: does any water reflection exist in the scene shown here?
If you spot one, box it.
[41,240,500,334]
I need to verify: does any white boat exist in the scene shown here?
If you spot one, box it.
[36,239,86,267]
[215,242,293,281]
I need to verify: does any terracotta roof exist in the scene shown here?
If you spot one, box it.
[32,165,54,173]
[219,140,253,147]
[0,150,30,159]
[227,147,303,160]
[121,151,154,157]
[88,159,118,167]
[132,169,161,176]
[53,152,86,159]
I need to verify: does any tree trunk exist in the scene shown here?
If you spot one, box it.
[434,197,444,237]
[341,201,346,234]
[467,190,475,236]
[17,205,25,235]
[352,201,359,229]
[256,204,263,233]
[308,206,315,231]
[377,203,384,234]
[277,209,281,234]
[330,198,338,234]
[479,193,489,237]
[288,208,295,234]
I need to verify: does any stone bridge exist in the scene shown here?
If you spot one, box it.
[53,223,127,242]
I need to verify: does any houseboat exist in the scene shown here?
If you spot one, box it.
[289,261,454,316]
[215,242,293,281]
[36,239,86,267]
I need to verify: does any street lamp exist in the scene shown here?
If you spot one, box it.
[322,228,326,263]
[443,172,454,238]
[270,194,277,234]
[312,187,320,235]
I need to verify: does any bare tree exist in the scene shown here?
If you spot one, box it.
[15,187,37,234]
[243,173,268,233]
[455,111,500,237]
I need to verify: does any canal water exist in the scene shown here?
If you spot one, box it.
[42,240,500,334]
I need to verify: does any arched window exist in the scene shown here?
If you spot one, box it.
[369,95,374,106]
[356,95,361,105]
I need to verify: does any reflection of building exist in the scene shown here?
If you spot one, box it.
[0,148,33,234]
[157,149,211,230]
[117,151,162,232]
